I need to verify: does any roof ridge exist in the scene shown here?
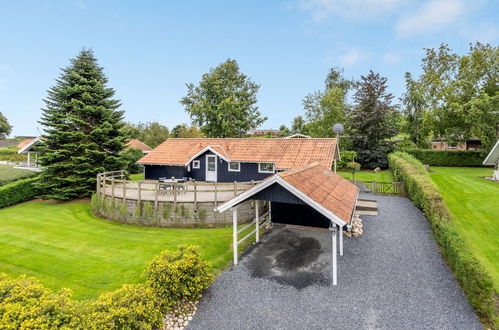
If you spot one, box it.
[279,162,322,177]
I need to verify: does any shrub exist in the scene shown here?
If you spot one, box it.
[0,245,214,328]
[197,208,207,223]
[144,245,212,309]
[402,149,485,167]
[389,152,496,325]
[356,148,391,169]
[162,203,171,221]
[337,150,357,169]
[82,284,163,329]
[0,176,39,208]
[0,273,78,328]
[143,201,154,223]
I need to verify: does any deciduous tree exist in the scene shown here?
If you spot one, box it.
[180,59,266,137]
[0,112,12,139]
[302,67,351,138]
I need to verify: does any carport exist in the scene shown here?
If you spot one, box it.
[215,162,359,285]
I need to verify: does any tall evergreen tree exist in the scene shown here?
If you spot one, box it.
[349,70,398,169]
[37,49,127,200]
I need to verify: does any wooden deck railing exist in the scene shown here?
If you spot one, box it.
[96,171,260,208]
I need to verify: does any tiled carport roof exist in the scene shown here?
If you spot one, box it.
[138,138,339,169]
[216,162,358,226]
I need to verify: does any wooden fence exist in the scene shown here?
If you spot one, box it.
[351,180,405,196]
[96,171,260,210]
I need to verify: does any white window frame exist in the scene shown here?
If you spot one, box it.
[258,162,275,173]
[192,160,200,169]
[228,161,241,172]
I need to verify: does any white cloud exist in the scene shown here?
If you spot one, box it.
[395,0,466,37]
[299,0,407,22]
[326,49,370,66]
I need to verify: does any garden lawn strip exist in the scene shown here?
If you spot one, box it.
[0,200,233,300]
[430,167,499,291]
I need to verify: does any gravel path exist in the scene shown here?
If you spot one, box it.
[189,195,481,330]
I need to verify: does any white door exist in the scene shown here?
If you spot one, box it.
[206,155,217,181]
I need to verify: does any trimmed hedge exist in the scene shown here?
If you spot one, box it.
[388,152,496,326]
[0,176,39,208]
[0,245,212,329]
[402,149,485,167]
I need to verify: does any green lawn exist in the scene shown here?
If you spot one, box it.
[0,164,35,185]
[430,167,499,291]
[0,200,234,300]
[129,173,144,181]
[337,169,394,182]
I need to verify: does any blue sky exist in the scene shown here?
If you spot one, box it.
[0,0,497,136]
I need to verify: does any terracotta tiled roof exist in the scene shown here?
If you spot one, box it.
[17,138,36,149]
[279,162,358,223]
[126,139,152,151]
[138,138,338,169]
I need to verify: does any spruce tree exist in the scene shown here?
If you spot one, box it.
[37,49,127,200]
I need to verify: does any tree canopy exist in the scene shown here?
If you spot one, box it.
[405,42,499,150]
[123,121,169,148]
[349,70,399,169]
[0,112,12,139]
[302,67,351,138]
[180,59,266,137]
[37,49,127,200]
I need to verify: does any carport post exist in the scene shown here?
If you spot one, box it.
[233,206,238,265]
[255,201,259,243]
[339,226,343,256]
[331,228,337,286]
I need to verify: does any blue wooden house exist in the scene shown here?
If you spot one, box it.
[138,138,340,182]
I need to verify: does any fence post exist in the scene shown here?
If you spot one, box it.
[373,180,377,194]
[102,176,107,196]
[154,181,159,210]
[173,180,177,209]
[137,181,142,205]
[214,181,218,207]
[233,181,237,197]
[111,178,115,204]
[193,180,197,211]
[122,178,126,204]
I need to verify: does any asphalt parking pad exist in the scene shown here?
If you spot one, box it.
[242,227,331,289]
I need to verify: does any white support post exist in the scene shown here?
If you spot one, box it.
[334,159,337,173]
[332,229,337,286]
[233,207,238,265]
[27,152,31,167]
[255,201,259,243]
[339,226,343,256]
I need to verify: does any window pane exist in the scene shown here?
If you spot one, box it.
[229,162,239,171]
[207,157,216,171]
[260,163,273,172]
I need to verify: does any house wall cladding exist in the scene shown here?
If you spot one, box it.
[144,150,274,182]
[99,195,267,228]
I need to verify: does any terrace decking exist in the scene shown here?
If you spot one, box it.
[101,180,255,203]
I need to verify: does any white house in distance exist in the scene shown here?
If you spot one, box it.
[17,138,152,169]
[483,140,499,181]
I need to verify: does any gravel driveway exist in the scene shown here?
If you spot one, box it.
[189,195,481,329]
